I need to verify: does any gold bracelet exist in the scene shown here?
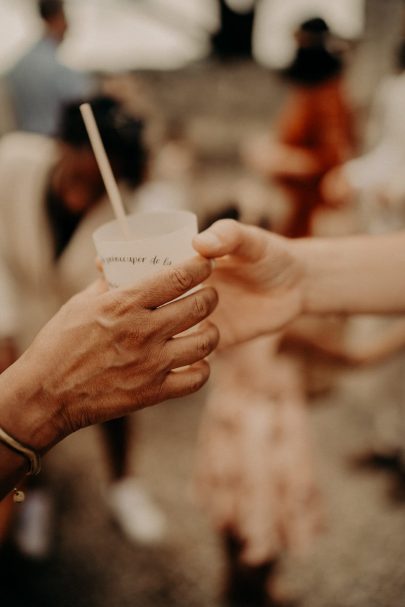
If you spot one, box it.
[0,426,41,476]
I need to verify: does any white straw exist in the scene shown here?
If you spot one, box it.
[80,103,130,239]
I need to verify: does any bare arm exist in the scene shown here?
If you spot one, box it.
[193,220,405,348]
[297,231,405,315]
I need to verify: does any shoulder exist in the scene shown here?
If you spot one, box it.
[8,39,49,73]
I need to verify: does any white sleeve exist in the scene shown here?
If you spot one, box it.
[343,142,400,192]
[345,76,405,193]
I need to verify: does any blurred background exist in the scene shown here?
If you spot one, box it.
[1,1,405,606]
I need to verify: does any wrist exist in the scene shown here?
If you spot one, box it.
[292,237,353,316]
[290,237,330,316]
[279,237,309,318]
[0,350,63,455]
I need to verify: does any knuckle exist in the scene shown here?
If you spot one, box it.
[197,335,211,356]
[100,294,126,319]
[192,291,211,319]
[207,286,219,309]
[134,316,153,340]
[189,367,209,392]
[119,318,150,350]
[141,316,166,346]
[170,267,193,293]
[105,290,141,318]
[197,257,213,278]
[197,327,219,356]
[152,347,170,374]
[97,297,116,319]
[161,347,175,373]
[153,374,168,401]
[208,324,220,349]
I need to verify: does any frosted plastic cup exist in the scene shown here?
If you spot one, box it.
[93,210,198,289]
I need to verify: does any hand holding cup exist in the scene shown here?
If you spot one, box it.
[6,256,219,454]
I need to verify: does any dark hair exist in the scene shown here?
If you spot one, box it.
[38,0,64,21]
[202,204,240,231]
[202,204,271,231]
[282,17,343,86]
[300,17,329,35]
[57,96,148,188]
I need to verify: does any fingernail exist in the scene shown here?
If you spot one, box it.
[210,259,217,270]
[196,231,221,248]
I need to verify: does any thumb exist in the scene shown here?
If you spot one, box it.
[193,219,268,263]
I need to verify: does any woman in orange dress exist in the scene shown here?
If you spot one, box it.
[245,17,355,237]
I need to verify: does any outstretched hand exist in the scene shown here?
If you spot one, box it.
[193,220,304,348]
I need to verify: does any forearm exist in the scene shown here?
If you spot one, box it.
[294,231,405,315]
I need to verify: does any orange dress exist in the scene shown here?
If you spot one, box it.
[273,78,354,237]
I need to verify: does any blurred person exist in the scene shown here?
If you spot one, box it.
[138,118,197,213]
[244,56,354,384]
[102,74,164,150]
[194,208,322,607]
[199,173,290,233]
[244,17,354,237]
[323,39,405,233]
[5,0,94,136]
[0,95,169,556]
[211,0,257,60]
[0,257,218,501]
[252,0,365,70]
[102,75,193,213]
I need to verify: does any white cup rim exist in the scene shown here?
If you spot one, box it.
[93,210,197,243]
